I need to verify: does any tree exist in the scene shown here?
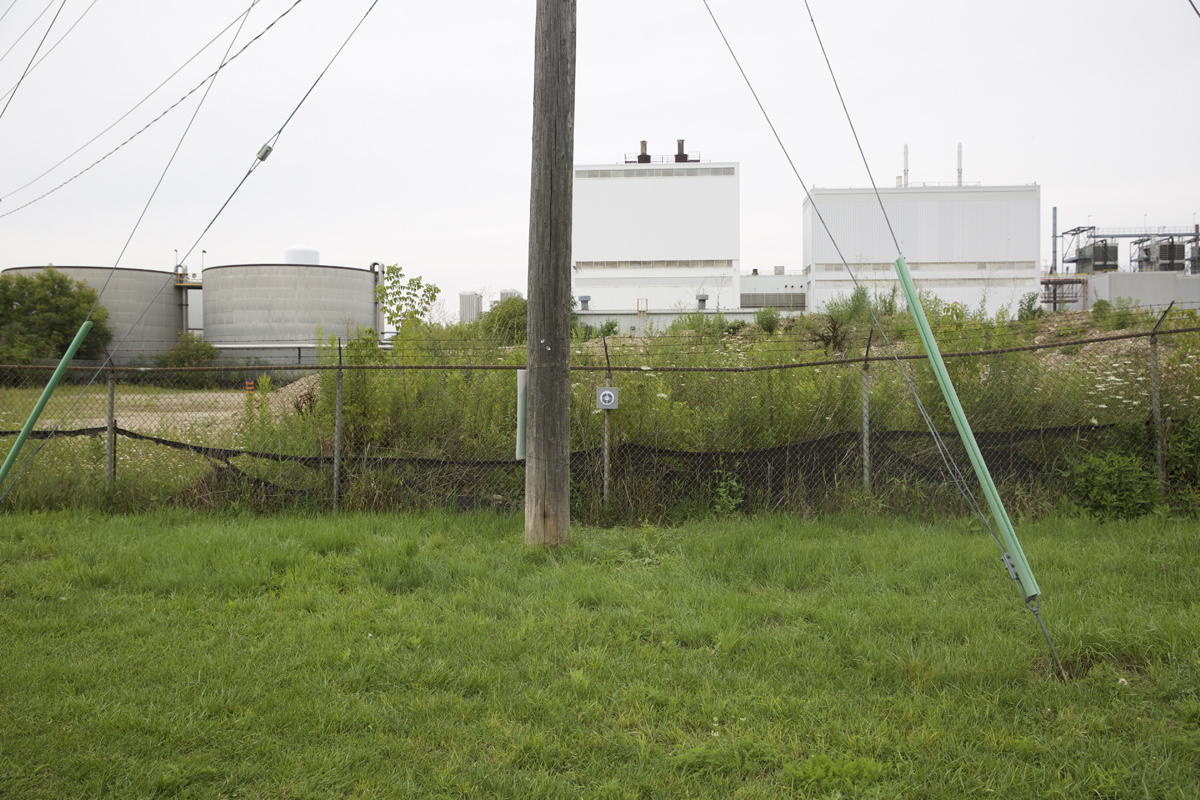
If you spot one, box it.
[372,264,440,331]
[0,267,113,364]
[157,331,219,368]
[479,296,528,345]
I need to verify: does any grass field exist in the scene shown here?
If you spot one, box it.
[1,510,1198,798]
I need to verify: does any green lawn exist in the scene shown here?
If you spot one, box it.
[1,510,1197,798]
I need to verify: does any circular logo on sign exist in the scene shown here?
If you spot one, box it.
[600,390,615,406]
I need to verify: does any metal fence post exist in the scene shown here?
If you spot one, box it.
[602,337,613,508]
[106,370,116,491]
[1150,303,1173,497]
[861,330,872,493]
[333,338,343,511]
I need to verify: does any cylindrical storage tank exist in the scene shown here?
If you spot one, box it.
[284,244,320,266]
[0,266,183,364]
[201,263,378,352]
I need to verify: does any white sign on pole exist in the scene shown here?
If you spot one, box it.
[596,387,618,410]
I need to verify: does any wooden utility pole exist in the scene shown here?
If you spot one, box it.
[525,0,576,546]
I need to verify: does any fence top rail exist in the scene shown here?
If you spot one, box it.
[3,324,1198,374]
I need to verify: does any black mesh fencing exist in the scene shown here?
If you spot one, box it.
[2,317,1199,521]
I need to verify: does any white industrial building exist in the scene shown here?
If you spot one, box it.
[803,185,1041,318]
[571,142,741,331]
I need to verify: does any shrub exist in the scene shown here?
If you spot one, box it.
[754,307,780,335]
[479,297,527,345]
[1018,292,1043,322]
[1071,452,1157,521]
[0,266,114,363]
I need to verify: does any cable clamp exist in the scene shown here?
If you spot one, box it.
[257,144,273,162]
[1001,553,1020,583]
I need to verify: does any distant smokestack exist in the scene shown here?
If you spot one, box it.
[957,143,962,186]
[638,140,650,164]
[675,139,688,163]
[903,144,909,187]
[1052,207,1058,274]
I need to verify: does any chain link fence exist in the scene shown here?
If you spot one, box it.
[3,313,1199,521]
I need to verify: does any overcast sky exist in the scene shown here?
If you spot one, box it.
[2,0,1197,320]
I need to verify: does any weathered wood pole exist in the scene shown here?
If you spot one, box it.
[525,0,576,546]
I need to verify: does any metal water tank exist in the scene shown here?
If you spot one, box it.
[0,265,184,363]
[201,263,378,348]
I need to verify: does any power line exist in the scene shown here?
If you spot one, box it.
[701,0,1065,676]
[0,0,67,126]
[0,0,23,27]
[0,0,305,217]
[0,0,102,104]
[1189,0,1200,20]
[0,0,53,67]
[0,0,304,209]
[700,0,994,560]
[4,0,381,504]
[1,2,265,505]
[180,0,381,265]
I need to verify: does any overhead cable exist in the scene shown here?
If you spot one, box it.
[701,0,1066,677]
[0,0,22,27]
[0,0,53,68]
[699,0,986,526]
[179,0,381,266]
[0,0,305,216]
[0,3,262,505]
[3,0,380,503]
[0,0,67,126]
[1,0,106,104]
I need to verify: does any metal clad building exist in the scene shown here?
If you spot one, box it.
[803,185,1040,317]
[202,264,380,348]
[572,161,740,314]
[1,265,183,363]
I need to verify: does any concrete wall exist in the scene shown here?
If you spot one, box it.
[1059,272,1200,312]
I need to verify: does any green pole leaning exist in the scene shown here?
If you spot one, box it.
[891,257,1040,600]
[0,320,94,495]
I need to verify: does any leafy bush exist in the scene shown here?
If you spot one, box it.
[1018,292,1043,322]
[1091,299,1112,322]
[754,306,780,335]
[372,263,440,331]
[479,297,527,345]
[157,332,219,368]
[1111,297,1139,330]
[1071,451,1157,521]
[0,266,113,363]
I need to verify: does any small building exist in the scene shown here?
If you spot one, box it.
[803,184,1041,318]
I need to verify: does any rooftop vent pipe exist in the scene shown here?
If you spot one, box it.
[957,143,962,186]
[903,144,909,187]
[675,139,688,163]
[638,140,650,164]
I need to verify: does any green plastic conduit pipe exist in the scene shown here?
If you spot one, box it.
[891,257,1040,600]
[0,320,93,496]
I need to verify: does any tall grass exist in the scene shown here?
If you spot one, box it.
[3,306,1199,519]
